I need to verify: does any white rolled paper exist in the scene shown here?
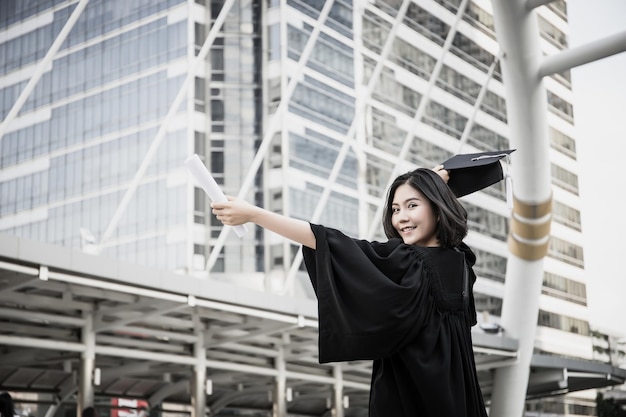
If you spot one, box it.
[185,154,248,238]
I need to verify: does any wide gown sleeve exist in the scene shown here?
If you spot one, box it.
[302,223,437,363]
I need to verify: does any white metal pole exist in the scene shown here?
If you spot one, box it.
[489,0,553,415]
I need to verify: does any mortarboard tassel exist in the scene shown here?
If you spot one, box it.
[503,154,513,209]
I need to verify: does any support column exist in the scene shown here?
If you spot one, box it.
[489,1,552,416]
[78,312,95,416]
[332,365,344,417]
[272,342,287,417]
[191,319,206,417]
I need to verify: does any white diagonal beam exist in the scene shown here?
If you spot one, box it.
[44,380,77,417]
[95,335,187,353]
[0,348,39,365]
[205,0,339,271]
[366,0,471,240]
[93,302,187,333]
[99,0,237,247]
[0,277,39,294]
[0,307,85,326]
[456,50,503,153]
[525,0,556,10]
[94,298,158,316]
[278,0,417,294]
[148,380,190,407]
[101,361,154,379]
[0,334,85,352]
[205,323,299,348]
[111,324,198,343]
[0,0,90,142]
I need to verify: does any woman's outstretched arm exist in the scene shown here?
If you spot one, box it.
[211,197,316,249]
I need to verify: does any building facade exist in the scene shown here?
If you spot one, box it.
[0,0,610,415]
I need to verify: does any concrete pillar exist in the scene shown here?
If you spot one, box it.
[332,364,344,417]
[191,320,206,417]
[272,343,287,417]
[78,312,95,417]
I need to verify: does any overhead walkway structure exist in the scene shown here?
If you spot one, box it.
[0,234,624,416]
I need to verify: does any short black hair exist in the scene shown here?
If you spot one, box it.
[82,407,98,417]
[382,168,467,248]
[0,392,16,417]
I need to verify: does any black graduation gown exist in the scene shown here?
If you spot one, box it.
[302,224,488,417]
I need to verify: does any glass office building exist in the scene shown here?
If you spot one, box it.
[0,0,609,414]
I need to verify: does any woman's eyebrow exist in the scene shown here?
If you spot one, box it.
[392,197,421,205]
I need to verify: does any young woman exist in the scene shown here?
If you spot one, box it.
[211,167,488,417]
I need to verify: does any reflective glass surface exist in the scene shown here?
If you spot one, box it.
[0,0,188,271]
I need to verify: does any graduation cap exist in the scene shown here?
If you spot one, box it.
[441,149,515,198]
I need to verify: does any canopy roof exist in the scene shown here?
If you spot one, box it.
[0,234,623,415]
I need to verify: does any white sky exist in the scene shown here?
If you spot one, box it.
[567,0,626,337]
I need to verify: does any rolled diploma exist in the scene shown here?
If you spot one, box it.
[185,154,248,238]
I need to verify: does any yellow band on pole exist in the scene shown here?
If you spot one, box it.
[508,195,552,260]
[508,234,550,260]
[513,195,552,218]
[510,215,551,240]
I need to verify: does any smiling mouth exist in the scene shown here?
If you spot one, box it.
[401,226,416,233]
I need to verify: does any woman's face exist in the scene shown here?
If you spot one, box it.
[391,183,439,246]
